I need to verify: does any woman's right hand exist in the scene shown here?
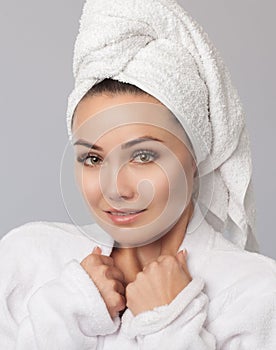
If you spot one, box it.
[80,246,126,319]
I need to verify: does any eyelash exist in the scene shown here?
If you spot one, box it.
[77,149,159,167]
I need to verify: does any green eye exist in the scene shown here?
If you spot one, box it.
[77,153,103,167]
[132,150,159,163]
[76,149,159,167]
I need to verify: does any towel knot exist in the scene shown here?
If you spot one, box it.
[66,0,260,252]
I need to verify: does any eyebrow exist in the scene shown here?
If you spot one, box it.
[73,136,164,151]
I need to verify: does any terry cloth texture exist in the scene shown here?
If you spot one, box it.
[66,0,259,252]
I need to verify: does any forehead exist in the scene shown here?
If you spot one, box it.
[82,123,175,147]
[72,103,189,150]
[72,93,166,127]
[71,94,193,154]
[74,125,186,157]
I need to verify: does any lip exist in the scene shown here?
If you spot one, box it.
[105,207,145,213]
[104,209,146,224]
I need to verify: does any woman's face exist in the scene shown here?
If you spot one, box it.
[72,93,197,247]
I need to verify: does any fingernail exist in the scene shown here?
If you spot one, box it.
[182,248,187,256]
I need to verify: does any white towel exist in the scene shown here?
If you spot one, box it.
[65,0,259,252]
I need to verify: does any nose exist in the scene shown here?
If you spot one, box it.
[100,162,136,202]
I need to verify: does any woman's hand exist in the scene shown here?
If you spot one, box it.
[80,246,126,319]
[126,249,192,316]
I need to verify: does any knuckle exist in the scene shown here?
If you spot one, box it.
[148,260,158,270]
[113,293,122,308]
[89,254,98,264]
[116,293,122,305]
[109,279,117,290]
[105,257,114,266]
[136,271,144,280]
[162,255,176,265]
[99,264,109,277]
[106,292,117,309]
[116,268,125,281]
[118,297,126,310]
[126,282,134,297]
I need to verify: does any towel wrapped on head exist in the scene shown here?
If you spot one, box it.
[66,0,259,252]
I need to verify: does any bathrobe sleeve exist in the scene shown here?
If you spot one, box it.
[0,229,120,349]
[121,276,276,350]
[121,277,215,349]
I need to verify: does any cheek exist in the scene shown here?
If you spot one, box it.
[148,168,170,204]
[75,168,101,205]
[166,156,195,199]
[180,159,195,194]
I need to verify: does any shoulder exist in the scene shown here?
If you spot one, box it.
[1,220,89,249]
[0,221,105,296]
[0,221,101,269]
[201,230,276,298]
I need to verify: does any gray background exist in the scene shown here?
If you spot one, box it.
[0,1,275,259]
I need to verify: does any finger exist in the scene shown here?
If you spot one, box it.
[112,280,125,295]
[100,255,115,267]
[176,249,188,269]
[92,246,102,255]
[176,250,192,279]
[142,258,156,270]
[114,293,126,313]
[108,293,126,318]
[105,266,125,284]
[90,251,115,267]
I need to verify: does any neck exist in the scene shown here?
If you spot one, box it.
[135,199,194,266]
[111,200,194,283]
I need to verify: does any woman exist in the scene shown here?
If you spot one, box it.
[73,81,198,318]
[1,0,276,349]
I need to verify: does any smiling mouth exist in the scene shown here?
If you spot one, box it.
[104,208,147,224]
[106,209,147,216]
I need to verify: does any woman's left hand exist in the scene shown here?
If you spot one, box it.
[126,249,192,316]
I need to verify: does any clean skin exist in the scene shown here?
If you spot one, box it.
[72,93,196,317]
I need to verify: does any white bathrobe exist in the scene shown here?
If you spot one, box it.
[0,203,276,349]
